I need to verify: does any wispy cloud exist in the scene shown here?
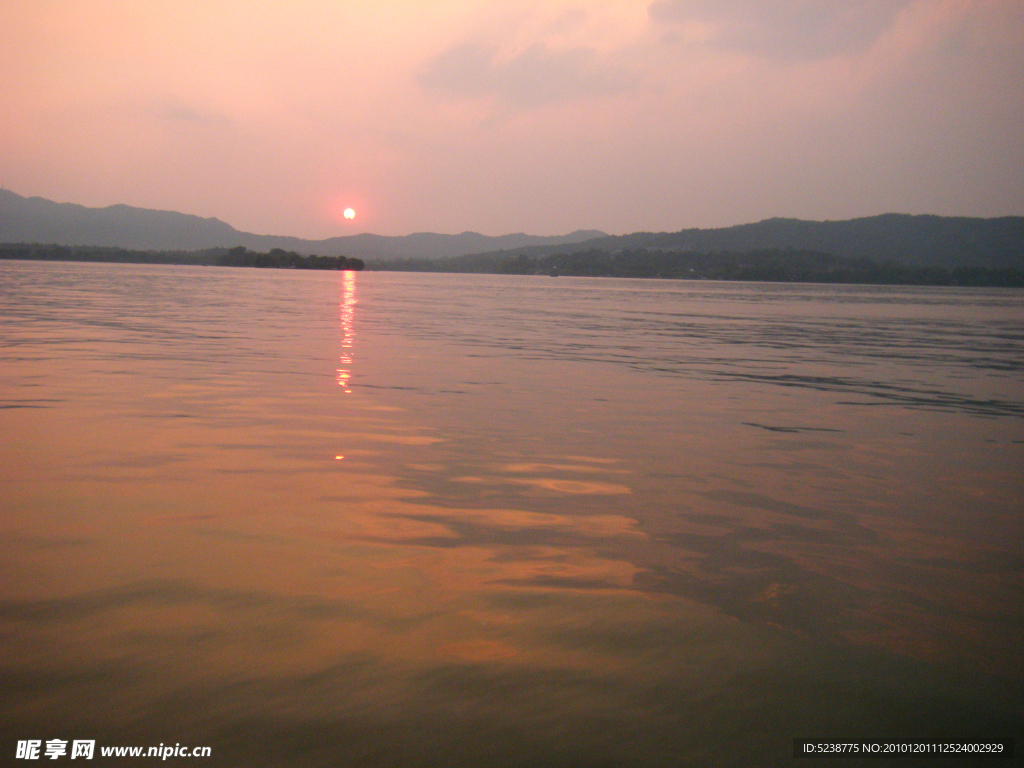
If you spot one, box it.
[649,0,913,61]
[156,100,232,126]
[419,40,638,107]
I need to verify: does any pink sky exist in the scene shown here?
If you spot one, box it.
[1,0,1021,238]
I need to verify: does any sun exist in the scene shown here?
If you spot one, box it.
[343,208,356,220]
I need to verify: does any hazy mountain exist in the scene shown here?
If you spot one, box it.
[2,190,1020,268]
[459,214,1024,269]
[0,189,239,252]
[0,190,605,258]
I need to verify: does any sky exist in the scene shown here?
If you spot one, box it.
[1,0,1022,238]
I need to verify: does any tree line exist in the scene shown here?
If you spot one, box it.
[0,244,364,271]
[0,243,217,265]
[3,241,1020,285]
[490,247,1024,286]
[215,246,364,270]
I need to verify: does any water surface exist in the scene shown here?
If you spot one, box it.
[1,262,1022,765]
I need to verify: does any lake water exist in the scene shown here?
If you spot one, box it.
[1,261,1022,766]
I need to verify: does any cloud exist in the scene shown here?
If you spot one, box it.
[156,100,232,127]
[418,41,637,107]
[649,0,913,61]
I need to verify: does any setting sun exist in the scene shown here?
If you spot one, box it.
[343,208,356,220]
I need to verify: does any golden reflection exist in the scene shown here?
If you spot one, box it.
[336,270,357,393]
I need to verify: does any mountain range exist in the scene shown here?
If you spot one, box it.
[457,214,1024,269]
[1,189,1022,267]
[0,190,603,260]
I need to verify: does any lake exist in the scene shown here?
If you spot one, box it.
[1,261,1021,766]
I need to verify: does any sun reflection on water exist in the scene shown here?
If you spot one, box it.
[336,270,357,393]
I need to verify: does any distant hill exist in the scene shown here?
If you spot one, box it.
[2,190,1021,268]
[0,190,604,259]
[455,214,1024,269]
